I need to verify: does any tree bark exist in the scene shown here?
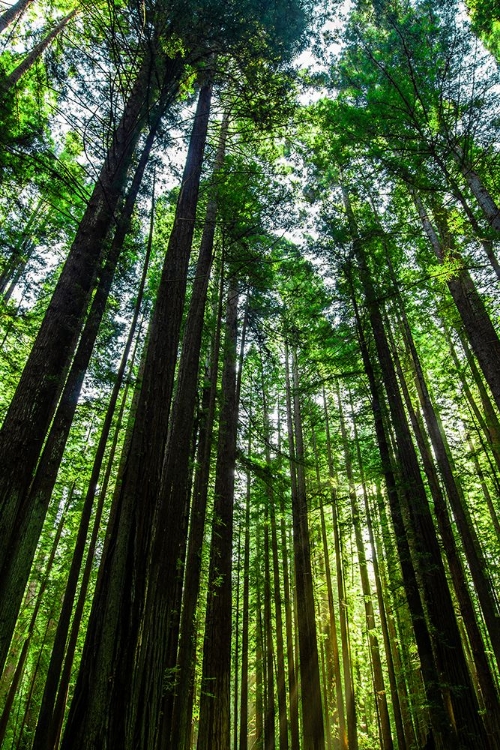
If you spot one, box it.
[0,123,159,675]
[413,191,500,413]
[60,80,210,750]
[197,274,240,750]
[286,344,325,750]
[2,10,77,92]
[0,0,34,34]
[0,50,184,587]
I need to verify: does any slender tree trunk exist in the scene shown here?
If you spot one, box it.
[261,373,288,750]
[365,489,413,750]
[61,81,210,750]
[398,307,500,674]
[279,485,300,750]
[32,186,153,750]
[2,10,77,92]
[344,187,487,747]
[286,344,325,750]
[388,323,500,744]
[256,580,265,750]
[0,494,68,746]
[0,132,158,675]
[339,391,393,750]
[49,343,139,750]
[0,50,184,587]
[322,392,358,750]
[270,487,289,750]
[263,513,276,750]
[317,463,346,750]
[197,274,240,750]
[442,323,500,475]
[413,191,500,413]
[170,268,225,750]
[145,114,229,749]
[453,147,500,232]
[239,436,252,750]
[0,198,44,297]
[348,273,447,747]
[0,0,33,33]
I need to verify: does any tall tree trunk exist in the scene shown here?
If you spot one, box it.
[344,187,487,747]
[0,0,34,33]
[32,186,153,750]
[2,10,78,92]
[388,321,500,744]
[144,114,229,749]
[279,484,300,750]
[317,454,346,750]
[170,267,225,750]
[0,493,68,746]
[397,306,500,674]
[338,390,393,750]
[453,146,500,232]
[197,274,240,750]
[413,191,500,413]
[322,391,358,750]
[287,344,324,750]
[0,50,184,587]
[0,130,158,675]
[261,371,288,750]
[348,273,447,747]
[239,435,252,750]
[60,81,210,750]
[263,512,276,750]
[364,489,411,750]
[0,198,44,297]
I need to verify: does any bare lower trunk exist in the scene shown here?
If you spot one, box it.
[287,344,325,750]
[197,275,240,750]
[0,0,33,33]
[60,80,210,750]
[3,10,77,92]
[0,51,183,588]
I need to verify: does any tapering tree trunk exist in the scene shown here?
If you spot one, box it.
[0,50,184,594]
[0,130,158,675]
[170,269,225,750]
[344,187,487,747]
[279,488,300,750]
[2,10,77,92]
[0,0,34,33]
[263,513,276,750]
[286,344,324,750]
[388,322,500,744]
[197,274,240,750]
[261,373,288,750]
[453,147,500,232]
[0,494,68,746]
[413,192,500,413]
[348,273,447,747]
[338,391,393,750]
[317,468,346,750]
[322,392,357,750]
[239,441,252,750]
[61,81,210,750]
[398,307,500,674]
[32,185,153,750]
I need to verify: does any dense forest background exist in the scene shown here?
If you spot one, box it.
[1,0,500,747]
